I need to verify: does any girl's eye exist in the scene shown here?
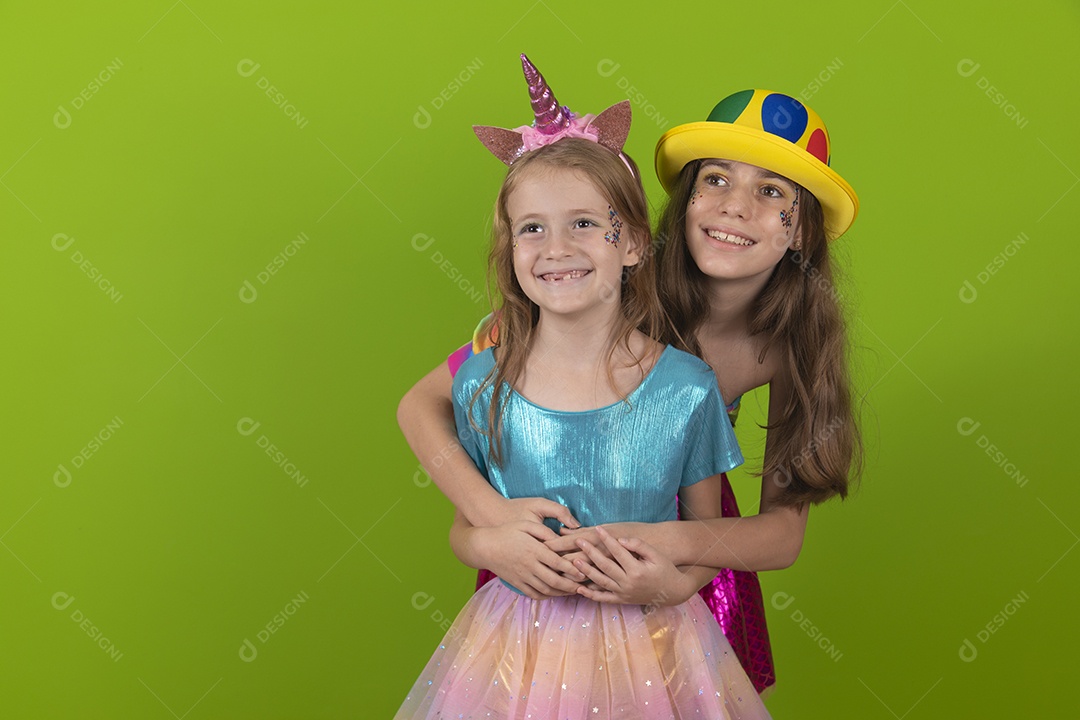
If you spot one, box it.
[703,172,727,187]
[574,219,597,230]
[517,223,542,235]
[761,185,783,199]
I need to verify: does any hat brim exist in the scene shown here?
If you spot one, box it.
[655,122,859,240]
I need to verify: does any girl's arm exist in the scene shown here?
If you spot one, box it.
[398,361,578,528]
[448,510,584,599]
[559,501,804,572]
[551,371,808,571]
[572,474,725,606]
[663,367,809,570]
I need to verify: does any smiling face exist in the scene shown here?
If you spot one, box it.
[685,158,802,286]
[505,165,641,323]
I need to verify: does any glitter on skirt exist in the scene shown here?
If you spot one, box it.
[393,580,771,719]
[474,477,776,695]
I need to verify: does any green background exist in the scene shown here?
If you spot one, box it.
[2,1,1076,717]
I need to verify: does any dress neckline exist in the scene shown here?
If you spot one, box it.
[506,345,673,415]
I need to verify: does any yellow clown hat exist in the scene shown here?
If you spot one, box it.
[655,89,858,240]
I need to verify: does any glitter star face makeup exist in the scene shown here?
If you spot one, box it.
[779,188,799,230]
[604,205,623,247]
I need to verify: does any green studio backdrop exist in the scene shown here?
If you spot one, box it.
[2,1,1076,717]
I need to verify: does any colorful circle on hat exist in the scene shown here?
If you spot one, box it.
[760,93,808,143]
[706,90,754,123]
[806,128,828,164]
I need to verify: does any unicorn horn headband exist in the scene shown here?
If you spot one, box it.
[473,54,633,170]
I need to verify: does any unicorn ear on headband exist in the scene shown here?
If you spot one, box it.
[473,54,633,166]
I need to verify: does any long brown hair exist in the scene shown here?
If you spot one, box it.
[655,160,862,507]
[472,139,664,466]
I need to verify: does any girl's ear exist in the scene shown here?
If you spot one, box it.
[790,191,807,251]
[790,219,805,252]
[622,230,646,268]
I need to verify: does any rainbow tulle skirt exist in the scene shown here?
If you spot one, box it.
[394,579,770,719]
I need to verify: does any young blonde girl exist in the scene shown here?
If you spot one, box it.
[400,87,863,695]
[395,56,770,718]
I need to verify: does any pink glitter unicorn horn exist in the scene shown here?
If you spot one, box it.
[521,53,570,135]
[473,53,633,167]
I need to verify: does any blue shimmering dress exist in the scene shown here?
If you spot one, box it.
[395,346,771,719]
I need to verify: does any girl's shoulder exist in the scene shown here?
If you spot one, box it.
[699,331,786,401]
[649,346,722,396]
[659,345,713,375]
[451,346,496,399]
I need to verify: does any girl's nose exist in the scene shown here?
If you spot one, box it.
[543,227,574,258]
[711,186,752,219]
